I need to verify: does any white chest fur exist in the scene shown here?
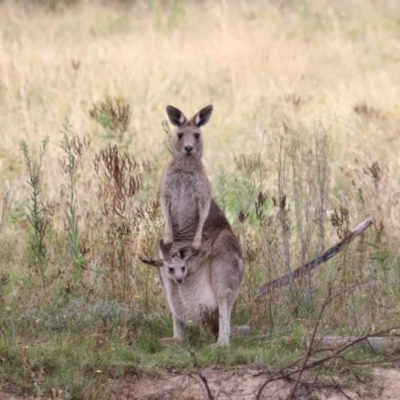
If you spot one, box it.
[161,262,218,325]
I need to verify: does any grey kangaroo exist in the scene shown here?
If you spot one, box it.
[160,105,213,252]
[140,200,244,346]
[140,105,244,345]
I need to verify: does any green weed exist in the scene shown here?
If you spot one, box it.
[59,118,84,282]
[19,137,49,282]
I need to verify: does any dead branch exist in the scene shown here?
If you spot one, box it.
[188,350,214,400]
[138,255,163,267]
[188,372,214,400]
[316,336,400,354]
[255,325,400,400]
[258,217,373,296]
[287,283,334,398]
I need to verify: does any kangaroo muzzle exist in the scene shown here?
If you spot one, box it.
[184,145,193,155]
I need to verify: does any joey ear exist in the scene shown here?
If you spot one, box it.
[178,247,192,261]
[159,239,172,258]
[159,239,167,257]
[191,105,213,127]
[166,105,187,127]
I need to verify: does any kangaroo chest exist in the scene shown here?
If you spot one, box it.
[167,171,201,234]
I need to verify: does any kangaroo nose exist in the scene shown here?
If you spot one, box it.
[176,277,183,284]
[184,146,193,153]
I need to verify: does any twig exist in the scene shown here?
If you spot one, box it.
[255,325,399,400]
[316,336,400,354]
[258,217,373,295]
[288,284,333,398]
[328,380,354,400]
[188,372,214,400]
[188,350,214,400]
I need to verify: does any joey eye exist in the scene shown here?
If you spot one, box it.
[177,133,183,139]
[168,268,174,273]
[194,133,200,140]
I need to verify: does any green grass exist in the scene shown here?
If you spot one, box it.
[1,0,400,397]
[1,304,311,396]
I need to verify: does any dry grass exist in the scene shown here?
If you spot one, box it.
[1,0,400,397]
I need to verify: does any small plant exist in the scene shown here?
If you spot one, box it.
[284,92,302,108]
[0,189,10,235]
[94,144,143,299]
[330,206,350,239]
[353,102,382,119]
[20,137,50,281]
[59,118,84,282]
[89,95,131,143]
[215,165,228,212]
[232,153,264,218]
[161,119,172,154]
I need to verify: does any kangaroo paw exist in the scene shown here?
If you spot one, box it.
[162,237,173,249]
[191,238,201,253]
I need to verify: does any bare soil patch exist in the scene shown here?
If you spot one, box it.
[1,368,399,399]
[119,367,398,399]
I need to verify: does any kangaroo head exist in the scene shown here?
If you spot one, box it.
[160,240,192,284]
[138,241,194,284]
[166,105,213,160]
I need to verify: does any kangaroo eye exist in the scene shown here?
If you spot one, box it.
[168,268,174,273]
[194,133,200,140]
[177,133,183,139]
[182,266,186,272]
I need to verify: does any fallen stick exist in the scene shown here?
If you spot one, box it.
[316,336,400,354]
[258,217,373,296]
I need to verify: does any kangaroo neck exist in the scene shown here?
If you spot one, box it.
[171,155,203,171]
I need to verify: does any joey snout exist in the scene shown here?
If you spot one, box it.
[173,269,186,284]
[178,264,187,280]
[166,264,187,284]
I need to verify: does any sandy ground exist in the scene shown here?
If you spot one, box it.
[119,367,400,400]
[2,368,398,400]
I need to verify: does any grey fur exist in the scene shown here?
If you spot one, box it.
[155,200,244,346]
[154,105,244,346]
[161,105,214,251]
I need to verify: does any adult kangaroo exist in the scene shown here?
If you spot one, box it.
[160,105,213,252]
[140,105,244,346]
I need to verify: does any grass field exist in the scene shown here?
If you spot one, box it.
[1,0,400,398]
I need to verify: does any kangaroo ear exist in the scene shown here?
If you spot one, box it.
[178,247,192,261]
[166,105,187,127]
[191,105,213,127]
